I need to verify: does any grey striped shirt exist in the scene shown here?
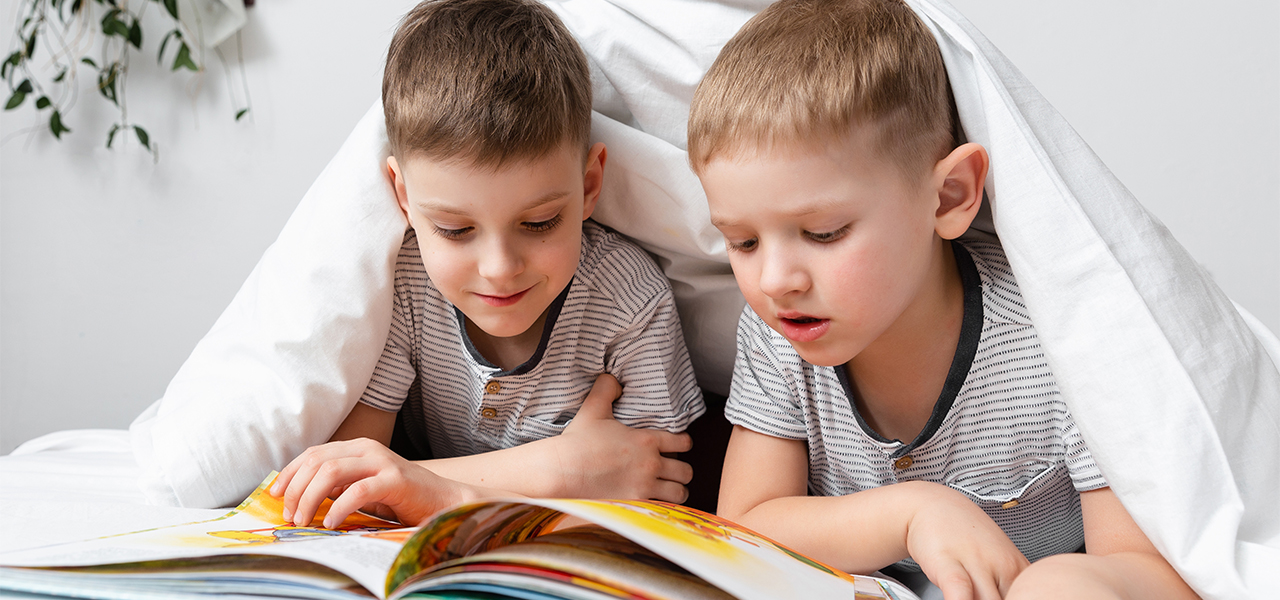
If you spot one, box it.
[726,240,1106,566]
[361,220,704,458]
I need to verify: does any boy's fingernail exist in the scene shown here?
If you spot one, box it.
[322,518,333,530]
[269,483,280,496]
[281,507,292,521]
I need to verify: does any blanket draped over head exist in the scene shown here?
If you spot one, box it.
[130,1,1278,597]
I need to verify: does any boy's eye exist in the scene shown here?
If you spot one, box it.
[725,237,758,252]
[432,225,472,240]
[523,214,564,233]
[805,225,849,243]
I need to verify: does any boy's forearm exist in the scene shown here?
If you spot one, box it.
[730,480,950,574]
[1008,551,1198,600]
[414,438,563,498]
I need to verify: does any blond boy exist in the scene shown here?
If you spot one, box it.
[689,1,1195,598]
[270,0,703,528]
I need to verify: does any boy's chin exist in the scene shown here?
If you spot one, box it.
[469,315,543,339]
[788,341,855,368]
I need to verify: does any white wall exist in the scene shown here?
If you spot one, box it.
[2,1,1276,454]
[0,0,420,453]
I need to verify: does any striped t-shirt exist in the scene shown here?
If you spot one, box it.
[361,220,705,458]
[725,240,1107,566]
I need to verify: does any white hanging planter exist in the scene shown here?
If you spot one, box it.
[177,0,248,48]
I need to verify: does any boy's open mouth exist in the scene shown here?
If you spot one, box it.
[778,315,830,343]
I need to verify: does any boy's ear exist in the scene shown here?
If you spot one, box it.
[931,142,988,240]
[581,142,607,221]
[386,155,411,220]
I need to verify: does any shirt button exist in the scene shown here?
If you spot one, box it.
[484,380,501,394]
[480,407,497,419]
[1001,500,1020,509]
[893,456,914,470]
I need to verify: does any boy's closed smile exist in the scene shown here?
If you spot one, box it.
[474,285,534,308]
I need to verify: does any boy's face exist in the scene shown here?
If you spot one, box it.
[388,142,604,340]
[701,133,950,367]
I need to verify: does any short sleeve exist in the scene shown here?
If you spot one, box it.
[1062,410,1108,492]
[724,307,810,440]
[359,238,419,413]
[605,277,705,433]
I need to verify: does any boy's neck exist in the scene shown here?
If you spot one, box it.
[465,310,550,372]
[844,239,967,444]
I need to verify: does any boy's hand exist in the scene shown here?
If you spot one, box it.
[549,373,694,502]
[905,483,1029,600]
[270,438,479,529]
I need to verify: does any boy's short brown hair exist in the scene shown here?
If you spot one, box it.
[383,0,592,166]
[688,0,956,177]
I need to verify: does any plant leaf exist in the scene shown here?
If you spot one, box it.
[134,125,150,149]
[158,30,179,63]
[35,95,50,109]
[98,68,118,105]
[24,32,37,60]
[107,123,120,148]
[235,108,249,121]
[50,110,71,139]
[1,52,18,80]
[173,43,198,72]
[81,57,98,69]
[4,90,25,110]
[128,20,143,49]
[100,8,119,30]
[107,19,130,38]
[163,0,179,20]
[16,79,33,94]
[53,68,67,82]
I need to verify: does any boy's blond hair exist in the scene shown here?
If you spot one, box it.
[383,0,592,166]
[688,0,956,177]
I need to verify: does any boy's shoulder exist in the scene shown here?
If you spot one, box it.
[956,239,1034,328]
[575,220,673,320]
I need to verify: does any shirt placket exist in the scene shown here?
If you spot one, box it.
[478,375,506,438]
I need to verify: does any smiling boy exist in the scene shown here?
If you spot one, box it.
[689,1,1196,598]
[270,0,703,529]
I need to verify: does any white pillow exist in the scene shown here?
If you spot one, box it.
[130,103,405,508]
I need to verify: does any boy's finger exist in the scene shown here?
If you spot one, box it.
[649,480,689,505]
[656,431,693,454]
[271,462,299,497]
[281,452,334,518]
[293,460,362,527]
[574,373,622,421]
[658,456,694,485]
[970,574,1002,600]
[932,566,974,600]
[323,478,384,530]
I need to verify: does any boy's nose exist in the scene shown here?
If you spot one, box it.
[477,237,525,281]
[758,247,810,299]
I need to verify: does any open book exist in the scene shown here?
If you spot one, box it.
[0,473,919,600]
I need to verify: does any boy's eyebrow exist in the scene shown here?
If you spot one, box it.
[711,197,849,227]
[417,191,571,216]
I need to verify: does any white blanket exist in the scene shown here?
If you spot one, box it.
[128,1,1279,597]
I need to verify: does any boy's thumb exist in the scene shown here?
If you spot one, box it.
[576,373,622,421]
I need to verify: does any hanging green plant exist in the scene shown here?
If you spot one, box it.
[3,0,251,160]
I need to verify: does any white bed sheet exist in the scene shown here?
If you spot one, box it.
[0,430,223,556]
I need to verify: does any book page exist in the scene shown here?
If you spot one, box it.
[0,474,409,599]
[386,499,919,600]
[394,525,733,600]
